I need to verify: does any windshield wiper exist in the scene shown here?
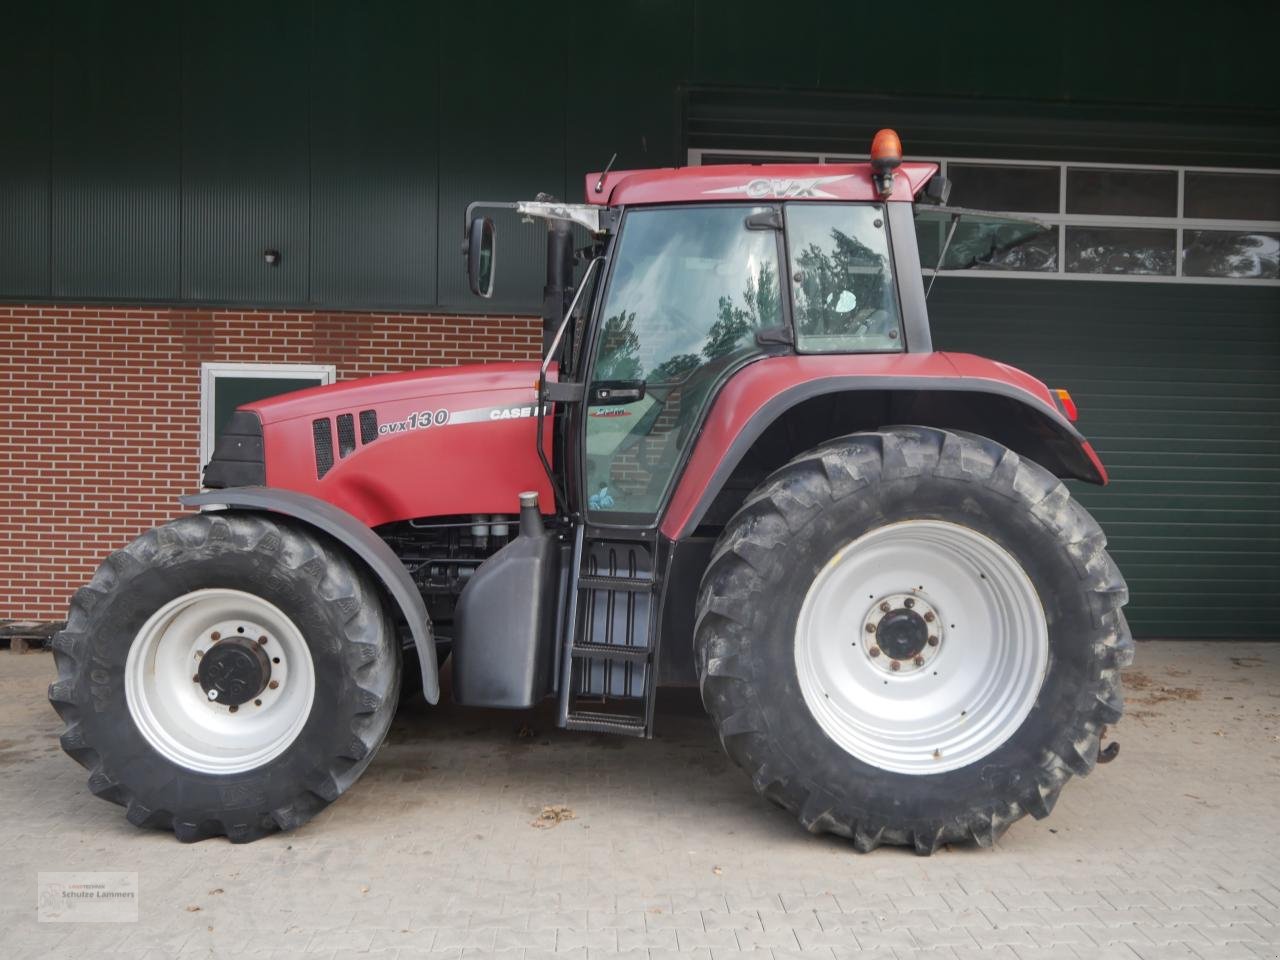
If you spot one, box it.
[927,213,962,298]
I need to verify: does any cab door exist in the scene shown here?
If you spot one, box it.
[576,204,785,527]
[553,203,786,734]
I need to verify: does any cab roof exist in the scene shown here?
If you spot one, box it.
[584,161,938,207]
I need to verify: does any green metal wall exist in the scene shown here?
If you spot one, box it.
[2,1,1277,639]
[929,279,1280,639]
[3,0,1278,312]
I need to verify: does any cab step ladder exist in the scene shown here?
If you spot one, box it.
[556,525,659,738]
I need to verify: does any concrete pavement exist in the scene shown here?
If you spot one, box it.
[2,641,1278,960]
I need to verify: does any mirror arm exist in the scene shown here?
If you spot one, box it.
[543,381,585,403]
[464,200,516,236]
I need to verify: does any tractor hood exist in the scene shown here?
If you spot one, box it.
[208,361,555,528]
[245,361,542,425]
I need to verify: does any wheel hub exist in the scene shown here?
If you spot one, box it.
[862,592,942,674]
[876,608,928,660]
[197,636,272,707]
[125,589,315,775]
[796,521,1050,775]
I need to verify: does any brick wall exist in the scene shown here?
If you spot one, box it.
[0,304,540,621]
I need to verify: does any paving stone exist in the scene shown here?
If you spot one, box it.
[737,928,804,950]
[678,929,743,950]
[0,645,1276,960]
[646,911,707,931]
[759,909,821,932]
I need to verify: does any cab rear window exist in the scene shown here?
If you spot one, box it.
[784,203,903,353]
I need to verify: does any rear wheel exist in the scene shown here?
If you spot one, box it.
[49,511,400,842]
[695,426,1132,854]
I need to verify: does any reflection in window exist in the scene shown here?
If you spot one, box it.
[1183,230,1280,279]
[1185,172,1280,222]
[1067,168,1178,217]
[918,220,1057,273]
[584,206,780,517]
[946,163,1059,214]
[786,203,902,353]
[1066,227,1176,276]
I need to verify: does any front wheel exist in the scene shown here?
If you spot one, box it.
[49,512,400,842]
[695,427,1132,854]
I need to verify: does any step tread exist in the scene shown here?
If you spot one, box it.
[571,642,651,662]
[564,710,647,737]
[577,574,655,592]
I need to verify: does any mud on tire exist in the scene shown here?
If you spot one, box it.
[48,511,400,843]
[694,426,1132,854]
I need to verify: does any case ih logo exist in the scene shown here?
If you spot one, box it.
[488,404,550,421]
[704,174,854,200]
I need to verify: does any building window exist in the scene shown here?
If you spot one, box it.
[687,149,1280,285]
[200,362,336,468]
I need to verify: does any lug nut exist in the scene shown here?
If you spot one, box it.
[879,602,891,613]
[192,674,200,683]
[927,636,938,646]
[904,597,915,609]
[865,623,876,633]
[869,646,881,658]
[890,660,901,671]
[268,680,279,690]
[923,611,935,622]
[229,705,238,714]
[210,631,220,641]
[257,635,268,645]
[195,649,203,658]
[254,699,262,707]
[913,655,925,667]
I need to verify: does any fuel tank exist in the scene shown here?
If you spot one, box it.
[237,362,555,528]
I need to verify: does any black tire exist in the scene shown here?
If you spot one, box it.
[48,511,401,843]
[694,426,1132,854]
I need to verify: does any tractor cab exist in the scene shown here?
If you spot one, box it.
[455,132,1072,737]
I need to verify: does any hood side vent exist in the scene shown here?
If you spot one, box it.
[359,409,378,445]
[313,418,334,478]
[336,413,356,458]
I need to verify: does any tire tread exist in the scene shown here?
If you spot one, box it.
[49,511,401,843]
[694,426,1131,853]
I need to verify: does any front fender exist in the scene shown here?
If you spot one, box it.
[181,487,438,705]
[661,352,1107,540]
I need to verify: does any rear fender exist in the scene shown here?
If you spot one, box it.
[661,358,1107,540]
[181,487,439,705]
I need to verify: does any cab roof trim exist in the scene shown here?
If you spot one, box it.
[584,161,938,207]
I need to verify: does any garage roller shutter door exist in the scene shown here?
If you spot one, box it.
[928,278,1280,639]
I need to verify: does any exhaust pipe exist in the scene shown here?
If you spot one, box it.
[518,491,544,538]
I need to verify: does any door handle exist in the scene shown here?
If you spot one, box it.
[589,380,646,405]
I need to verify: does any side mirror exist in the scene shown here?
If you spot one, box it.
[919,174,952,206]
[467,216,496,298]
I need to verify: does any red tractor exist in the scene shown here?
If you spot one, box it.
[50,131,1131,853]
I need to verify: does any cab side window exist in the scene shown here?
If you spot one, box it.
[785,203,903,353]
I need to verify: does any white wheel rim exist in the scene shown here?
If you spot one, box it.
[794,520,1048,775]
[125,588,316,775]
